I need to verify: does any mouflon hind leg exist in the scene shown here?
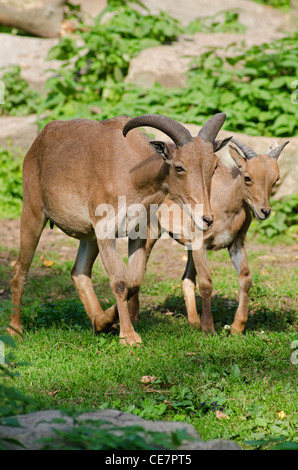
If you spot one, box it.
[71,239,118,332]
[9,206,47,336]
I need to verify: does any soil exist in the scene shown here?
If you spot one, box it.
[0,218,297,283]
[0,218,188,279]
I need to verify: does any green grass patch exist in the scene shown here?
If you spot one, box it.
[0,237,297,449]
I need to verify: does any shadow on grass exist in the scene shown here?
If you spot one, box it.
[18,290,296,336]
[1,255,295,335]
[148,292,297,334]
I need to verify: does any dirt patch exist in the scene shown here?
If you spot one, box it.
[0,218,79,258]
[0,218,187,278]
[0,218,297,281]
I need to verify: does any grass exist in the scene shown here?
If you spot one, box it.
[0,230,297,450]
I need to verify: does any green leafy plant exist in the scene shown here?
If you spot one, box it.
[38,0,183,123]
[0,336,32,421]
[250,194,298,239]
[245,436,298,450]
[38,411,192,450]
[186,10,247,34]
[142,29,298,136]
[251,0,291,10]
[0,66,41,116]
[39,8,298,137]
[1,2,296,139]
[0,145,24,218]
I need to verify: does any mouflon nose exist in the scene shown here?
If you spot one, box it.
[261,208,271,219]
[202,215,214,228]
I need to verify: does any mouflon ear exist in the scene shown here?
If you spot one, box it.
[229,144,246,169]
[213,136,233,152]
[149,141,171,163]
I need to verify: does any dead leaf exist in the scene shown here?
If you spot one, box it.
[141,375,157,384]
[163,399,172,406]
[89,105,102,115]
[216,410,230,420]
[41,255,54,267]
[48,390,59,397]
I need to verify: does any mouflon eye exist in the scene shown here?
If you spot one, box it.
[244,175,252,183]
[175,166,185,173]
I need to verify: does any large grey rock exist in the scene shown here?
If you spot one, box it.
[70,0,107,22]
[0,0,66,38]
[138,0,290,31]
[127,0,292,89]
[126,31,284,88]
[0,115,38,151]
[0,409,241,450]
[0,33,59,92]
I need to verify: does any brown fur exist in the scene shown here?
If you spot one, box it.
[8,115,229,345]
[128,142,284,335]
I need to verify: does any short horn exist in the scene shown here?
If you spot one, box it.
[123,114,193,147]
[230,138,257,160]
[198,113,226,143]
[268,141,289,159]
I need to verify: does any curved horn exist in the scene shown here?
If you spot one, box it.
[198,113,226,142]
[268,141,289,159]
[123,114,193,147]
[230,138,257,160]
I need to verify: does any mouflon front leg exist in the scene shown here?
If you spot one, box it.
[228,239,252,334]
[97,238,142,346]
[182,248,214,334]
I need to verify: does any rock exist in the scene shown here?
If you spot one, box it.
[0,34,60,92]
[0,0,66,38]
[70,0,107,22]
[0,409,242,450]
[291,0,298,15]
[126,31,284,89]
[147,124,298,200]
[0,115,38,151]
[138,0,290,32]
[127,0,292,89]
